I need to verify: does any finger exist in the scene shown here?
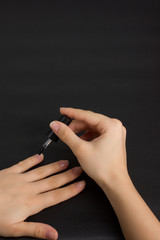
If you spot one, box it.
[69,120,102,141]
[23,159,69,182]
[69,119,104,135]
[60,107,111,132]
[69,119,89,133]
[68,119,103,141]
[34,180,86,213]
[33,166,83,194]
[79,130,100,141]
[10,221,58,239]
[9,154,44,174]
[49,120,88,156]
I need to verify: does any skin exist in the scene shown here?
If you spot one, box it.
[1,106,160,239]
[48,107,160,240]
[0,154,85,239]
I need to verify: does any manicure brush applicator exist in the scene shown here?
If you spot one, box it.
[38,114,72,155]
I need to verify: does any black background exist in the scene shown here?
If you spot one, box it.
[0,1,160,239]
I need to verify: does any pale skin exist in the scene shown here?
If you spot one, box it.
[50,107,160,240]
[0,155,85,239]
[0,107,160,240]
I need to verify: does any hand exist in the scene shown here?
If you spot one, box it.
[50,107,128,188]
[50,107,160,240]
[0,154,85,239]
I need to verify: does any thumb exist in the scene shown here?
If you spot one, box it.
[11,221,58,240]
[50,120,85,155]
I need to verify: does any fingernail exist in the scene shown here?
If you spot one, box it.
[46,230,57,240]
[36,154,44,160]
[59,160,69,167]
[50,121,60,132]
[76,180,86,189]
[73,166,83,175]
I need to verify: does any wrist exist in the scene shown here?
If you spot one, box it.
[98,168,133,196]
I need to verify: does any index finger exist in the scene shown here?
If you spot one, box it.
[7,154,44,174]
[60,107,111,132]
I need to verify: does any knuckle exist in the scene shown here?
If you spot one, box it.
[50,192,56,202]
[61,129,70,140]
[88,110,104,120]
[9,224,19,236]
[123,125,127,134]
[61,170,70,178]
[35,168,43,176]
[14,164,22,172]
[16,161,23,170]
[18,161,23,165]
[50,163,57,172]
[112,118,123,128]
[34,225,41,238]
[96,119,107,132]
[48,176,56,186]
[95,112,105,118]
[27,159,33,165]
[62,186,73,198]
[66,170,75,181]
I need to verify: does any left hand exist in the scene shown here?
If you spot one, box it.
[0,154,85,239]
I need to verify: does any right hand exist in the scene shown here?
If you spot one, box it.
[50,107,128,188]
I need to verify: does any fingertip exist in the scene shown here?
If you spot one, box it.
[55,230,58,240]
[59,159,69,168]
[39,153,44,158]
[59,107,73,113]
[76,180,86,190]
[49,121,61,132]
[35,153,44,161]
[46,229,58,240]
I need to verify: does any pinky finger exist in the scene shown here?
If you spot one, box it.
[35,180,86,212]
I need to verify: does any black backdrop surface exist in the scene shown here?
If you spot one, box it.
[0,1,160,240]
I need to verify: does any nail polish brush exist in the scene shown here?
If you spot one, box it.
[38,114,72,155]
